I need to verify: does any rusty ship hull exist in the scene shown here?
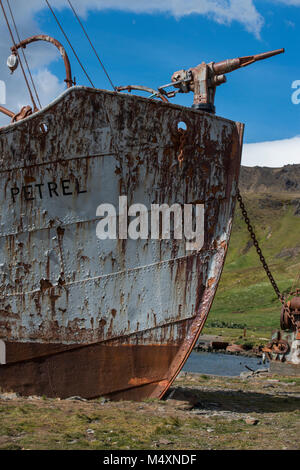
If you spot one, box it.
[0,86,244,400]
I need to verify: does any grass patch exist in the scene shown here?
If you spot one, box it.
[0,373,299,451]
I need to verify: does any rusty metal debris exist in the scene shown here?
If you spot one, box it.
[263,293,300,365]
[263,331,294,363]
[281,292,300,338]
[263,336,290,358]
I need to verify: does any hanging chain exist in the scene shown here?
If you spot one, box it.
[236,188,284,303]
[177,128,187,168]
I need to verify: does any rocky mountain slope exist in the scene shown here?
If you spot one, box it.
[240,164,300,196]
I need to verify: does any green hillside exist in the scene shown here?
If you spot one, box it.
[203,165,300,347]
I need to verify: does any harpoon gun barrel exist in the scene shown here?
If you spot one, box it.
[213,48,285,75]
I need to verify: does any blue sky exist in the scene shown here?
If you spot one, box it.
[0,0,300,166]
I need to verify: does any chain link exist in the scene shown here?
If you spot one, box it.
[284,304,297,328]
[236,188,284,303]
[177,128,187,168]
[283,289,300,328]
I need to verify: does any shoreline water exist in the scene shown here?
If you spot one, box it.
[185,350,268,377]
[194,346,263,358]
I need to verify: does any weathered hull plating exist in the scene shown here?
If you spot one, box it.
[0,87,244,400]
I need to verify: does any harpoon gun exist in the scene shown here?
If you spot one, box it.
[159,48,285,113]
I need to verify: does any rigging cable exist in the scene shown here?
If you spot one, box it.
[66,0,115,91]
[45,0,95,88]
[6,0,42,109]
[0,0,38,111]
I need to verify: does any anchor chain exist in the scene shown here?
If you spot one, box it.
[236,188,284,303]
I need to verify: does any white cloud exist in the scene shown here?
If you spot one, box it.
[1,1,266,41]
[242,136,300,168]
[30,68,65,105]
[72,0,264,37]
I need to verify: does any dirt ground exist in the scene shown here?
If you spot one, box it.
[0,371,299,450]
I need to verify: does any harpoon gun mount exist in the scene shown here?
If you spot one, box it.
[159,48,285,114]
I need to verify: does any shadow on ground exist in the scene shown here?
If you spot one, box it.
[165,386,300,414]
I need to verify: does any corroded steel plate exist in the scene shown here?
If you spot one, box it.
[0,87,243,399]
